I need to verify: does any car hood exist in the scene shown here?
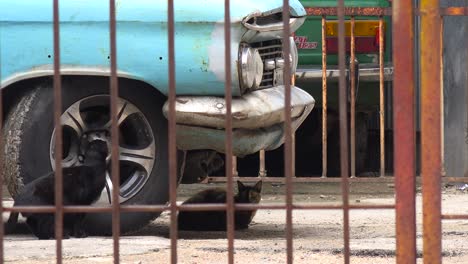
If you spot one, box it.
[0,0,306,23]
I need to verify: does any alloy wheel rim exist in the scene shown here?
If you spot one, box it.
[49,95,156,204]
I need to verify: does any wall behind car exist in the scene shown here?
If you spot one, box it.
[441,0,468,177]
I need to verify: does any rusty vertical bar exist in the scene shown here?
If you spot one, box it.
[350,17,356,178]
[379,17,385,178]
[167,0,178,263]
[0,18,3,258]
[53,1,64,263]
[337,0,350,263]
[109,0,120,263]
[420,0,442,262]
[291,74,296,179]
[232,156,238,176]
[0,16,4,262]
[292,133,296,177]
[393,0,417,262]
[321,16,328,178]
[224,0,235,263]
[439,18,445,177]
[259,150,267,177]
[282,0,293,263]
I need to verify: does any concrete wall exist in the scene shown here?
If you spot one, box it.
[441,0,468,177]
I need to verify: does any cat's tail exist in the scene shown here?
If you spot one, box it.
[4,212,19,235]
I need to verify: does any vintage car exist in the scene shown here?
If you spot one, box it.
[0,0,314,234]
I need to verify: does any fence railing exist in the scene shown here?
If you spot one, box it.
[0,1,467,263]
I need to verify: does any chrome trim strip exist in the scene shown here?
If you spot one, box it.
[242,16,301,32]
[296,63,394,82]
[1,65,135,89]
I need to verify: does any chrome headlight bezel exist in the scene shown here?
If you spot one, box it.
[289,36,298,74]
[239,45,264,92]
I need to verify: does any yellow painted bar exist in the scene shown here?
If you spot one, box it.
[326,20,385,37]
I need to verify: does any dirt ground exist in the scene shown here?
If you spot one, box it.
[2,181,468,263]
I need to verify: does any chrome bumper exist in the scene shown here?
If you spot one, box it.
[162,86,315,156]
[295,63,394,82]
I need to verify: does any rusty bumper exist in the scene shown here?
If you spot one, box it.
[162,86,315,156]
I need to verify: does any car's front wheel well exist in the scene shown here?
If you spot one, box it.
[2,75,167,120]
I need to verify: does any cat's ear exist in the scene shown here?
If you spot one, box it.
[237,180,245,191]
[254,180,262,192]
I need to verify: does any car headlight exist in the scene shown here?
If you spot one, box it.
[240,46,264,90]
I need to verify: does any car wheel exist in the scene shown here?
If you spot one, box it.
[4,77,172,235]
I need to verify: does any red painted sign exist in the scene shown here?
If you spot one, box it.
[294,35,318,49]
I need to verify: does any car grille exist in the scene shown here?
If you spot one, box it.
[251,39,283,89]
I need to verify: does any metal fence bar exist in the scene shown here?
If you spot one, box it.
[350,17,356,178]
[337,0,351,263]
[0,7,4,264]
[393,0,417,262]
[0,5,3,262]
[223,0,235,263]
[439,17,444,178]
[282,0,293,262]
[109,0,120,263]
[232,156,238,176]
[206,175,466,183]
[420,0,443,262]
[442,177,468,183]
[2,203,396,213]
[321,16,328,178]
[441,215,468,220]
[3,2,467,264]
[207,176,395,183]
[379,17,385,178]
[259,150,267,177]
[52,1,64,263]
[167,0,178,263]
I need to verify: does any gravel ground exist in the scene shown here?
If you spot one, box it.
[3,182,468,263]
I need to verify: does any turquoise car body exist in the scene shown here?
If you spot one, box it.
[0,0,315,156]
[0,0,305,96]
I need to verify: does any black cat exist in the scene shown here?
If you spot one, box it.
[181,150,224,184]
[178,180,262,231]
[6,140,108,239]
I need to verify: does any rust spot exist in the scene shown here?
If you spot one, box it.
[442,7,468,16]
[232,112,248,120]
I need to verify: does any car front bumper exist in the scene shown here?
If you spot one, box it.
[295,63,394,82]
[162,85,315,156]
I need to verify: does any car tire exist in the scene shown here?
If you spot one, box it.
[4,77,173,235]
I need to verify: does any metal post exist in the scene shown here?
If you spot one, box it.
[282,0,293,263]
[167,0,178,263]
[52,1,64,263]
[420,0,443,262]
[321,16,328,178]
[337,0,350,263]
[109,1,121,263]
[379,17,385,178]
[224,0,235,263]
[393,0,417,262]
[350,17,356,178]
